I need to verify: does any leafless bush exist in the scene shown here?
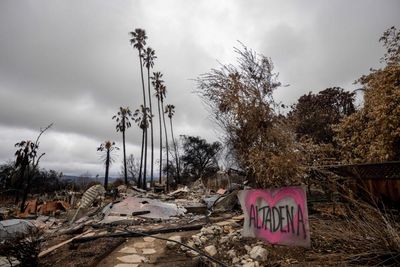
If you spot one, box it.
[0,228,42,267]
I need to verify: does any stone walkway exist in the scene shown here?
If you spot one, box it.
[97,231,200,267]
[104,237,155,266]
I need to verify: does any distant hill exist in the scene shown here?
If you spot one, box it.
[60,174,120,181]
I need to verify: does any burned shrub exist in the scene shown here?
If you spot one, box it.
[0,227,42,267]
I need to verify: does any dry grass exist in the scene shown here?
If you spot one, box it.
[312,195,400,266]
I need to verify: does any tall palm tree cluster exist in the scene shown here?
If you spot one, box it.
[97,28,179,191]
[128,28,179,191]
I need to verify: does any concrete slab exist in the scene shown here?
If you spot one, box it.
[133,241,153,248]
[105,197,186,220]
[142,248,157,255]
[143,237,155,242]
[117,254,147,263]
[118,246,137,254]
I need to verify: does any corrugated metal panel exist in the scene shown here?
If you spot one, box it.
[319,162,400,206]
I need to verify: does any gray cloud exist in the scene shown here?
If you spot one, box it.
[0,0,399,175]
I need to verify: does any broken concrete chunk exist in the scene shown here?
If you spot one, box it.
[242,262,256,267]
[166,235,182,249]
[200,235,208,244]
[249,246,268,262]
[219,236,230,244]
[204,245,217,257]
[186,249,199,257]
[181,240,194,252]
[200,226,214,235]
[227,249,236,258]
[232,257,240,264]
[169,186,189,198]
[212,190,239,212]
[192,234,202,246]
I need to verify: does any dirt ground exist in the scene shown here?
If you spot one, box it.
[39,236,125,267]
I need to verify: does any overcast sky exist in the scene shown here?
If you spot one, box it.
[0,0,399,177]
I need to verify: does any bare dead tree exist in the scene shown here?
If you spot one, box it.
[16,123,53,212]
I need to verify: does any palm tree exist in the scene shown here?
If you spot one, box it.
[133,105,151,190]
[112,107,133,185]
[159,85,170,191]
[151,72,165,185]
[165,104,180,184]
[129,28,148,188]
[129,29,147,108]
[143,47,156,187]
[97,141,119,189]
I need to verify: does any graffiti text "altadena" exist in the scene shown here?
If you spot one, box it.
[248,204,306,239]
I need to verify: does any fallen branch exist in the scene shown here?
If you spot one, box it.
[72,223,203,244]
[38,230,92,258]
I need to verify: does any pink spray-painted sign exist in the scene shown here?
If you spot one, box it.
[238,187,310,248]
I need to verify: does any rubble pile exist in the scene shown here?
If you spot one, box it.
[179,222,269,267]
[0,180,249,266]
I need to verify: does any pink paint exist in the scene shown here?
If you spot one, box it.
[238,187,310,247]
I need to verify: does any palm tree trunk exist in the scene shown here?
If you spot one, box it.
[138,51,147,190]
[104,149,110,189]
[147,68,154,187]
[169,117,180,184]
[122,127,128,185]
[143,127,148,190]
[161,100,169,191]
[157,98,163,184]
[138,129,144,188]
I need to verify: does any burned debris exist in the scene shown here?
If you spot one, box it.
[1,162,400,267]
